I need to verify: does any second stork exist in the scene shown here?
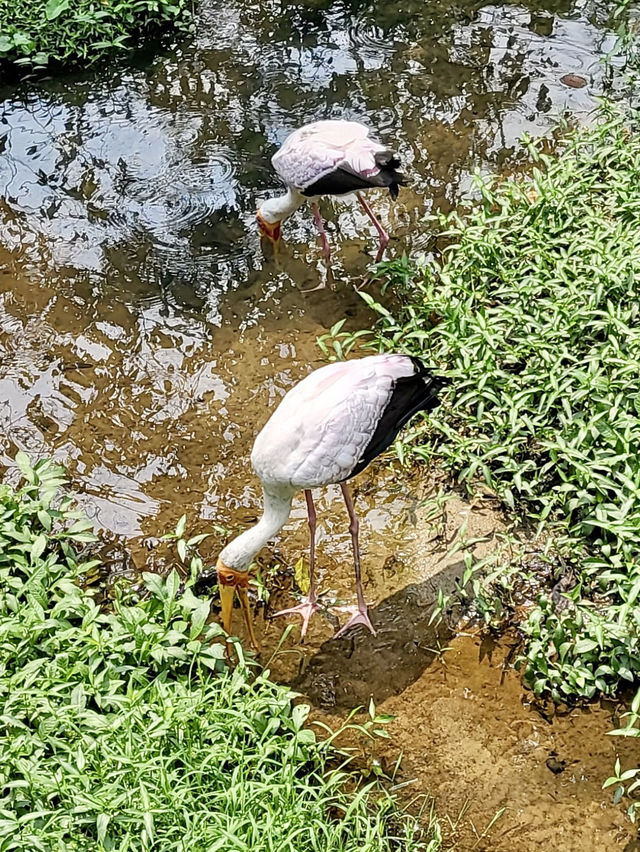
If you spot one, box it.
[213,353,447,648]
[257,120,406,268]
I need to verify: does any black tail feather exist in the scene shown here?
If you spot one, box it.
[347,357,449,480]
[375,150,408,200]
[302,150,408,199]
[374,149,401,170]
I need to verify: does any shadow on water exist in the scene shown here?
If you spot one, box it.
[0,0,635,846]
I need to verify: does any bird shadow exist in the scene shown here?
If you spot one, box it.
[290,559,465,709]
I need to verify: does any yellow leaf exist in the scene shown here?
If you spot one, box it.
[294,556,310,595]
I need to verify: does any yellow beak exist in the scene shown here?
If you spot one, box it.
[218,581,236,636]
[216,558,260,652]
[257,211,281,243]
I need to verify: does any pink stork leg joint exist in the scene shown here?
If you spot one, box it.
[333,483,377,638]
[311,202,332,265]
[356,192,389,263]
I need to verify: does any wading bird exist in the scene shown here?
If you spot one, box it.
[256,120,406,269]
[214,354,447,649]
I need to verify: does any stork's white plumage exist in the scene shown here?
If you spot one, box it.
[212,354,447,649]
[257,120,406,272]
[272,121,389,193]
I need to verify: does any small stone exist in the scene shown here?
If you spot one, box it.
[560,74,587,89]
[546,752,567,774]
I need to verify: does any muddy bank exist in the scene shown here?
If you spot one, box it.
[383,633,640,851]
[231,480,640,850]
[296,628,640,851]
[264,493,640,851]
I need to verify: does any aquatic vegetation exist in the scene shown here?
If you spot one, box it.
[332,105,640,702]
[0,454,439,851]
[0,0,193,68]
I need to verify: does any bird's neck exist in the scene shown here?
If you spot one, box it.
[260,188,305,223]
[219,486,294,571]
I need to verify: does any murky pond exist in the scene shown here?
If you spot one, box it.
[0,0,634,846]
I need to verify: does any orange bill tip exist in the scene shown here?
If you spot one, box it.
[257,211,281,243]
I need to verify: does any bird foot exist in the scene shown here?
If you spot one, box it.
[332,604,377,638]
[354,273,373,292]
[300,265,335,292]
[272,597,321,639]
[300,279,328,293]
[324,267,336,291]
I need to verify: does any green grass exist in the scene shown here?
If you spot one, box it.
[0,0,193,68]
[0,454,440,851]
[326,104,640,703]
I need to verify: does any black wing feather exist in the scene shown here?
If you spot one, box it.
[301,150,407,200]
[345,358,449,481]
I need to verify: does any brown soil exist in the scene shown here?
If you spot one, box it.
[382,632,640,851]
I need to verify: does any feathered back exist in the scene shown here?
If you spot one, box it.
[347,356,447,478]
[251,354,447,490]
[272,120,407,199]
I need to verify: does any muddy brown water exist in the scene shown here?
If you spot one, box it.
[0,0,636,847]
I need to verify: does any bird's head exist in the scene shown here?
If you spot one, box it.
[256,200,282,243]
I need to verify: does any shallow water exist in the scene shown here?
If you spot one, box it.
[0,0,622,564]
[0,0,633,846]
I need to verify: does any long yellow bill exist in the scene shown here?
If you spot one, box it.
[216,559,260,652]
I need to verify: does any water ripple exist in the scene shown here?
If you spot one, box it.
[111,154,238,243]
[348,15,397,69]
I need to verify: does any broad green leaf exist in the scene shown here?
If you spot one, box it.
[45,0,70,19]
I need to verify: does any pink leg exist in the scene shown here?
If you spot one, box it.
[311,202,332,266]
[356,192,389,263]
[334,483,376,638]
[273,490,320,638]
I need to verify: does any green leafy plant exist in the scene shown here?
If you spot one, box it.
[603,688,640,821]
[336,105,640,701]
[0,454,440,851]
[0,0,193,68]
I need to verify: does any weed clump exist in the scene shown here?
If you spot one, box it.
[0,0,193,68]
[0,454,438,851]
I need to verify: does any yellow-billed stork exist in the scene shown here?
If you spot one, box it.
[212,354,447,649]
[257,120,406,269]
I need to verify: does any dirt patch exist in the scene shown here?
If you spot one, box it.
[264,489,506,699]
[270,495,640,851]
[297,624,640,851]
[378,633,640,850]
